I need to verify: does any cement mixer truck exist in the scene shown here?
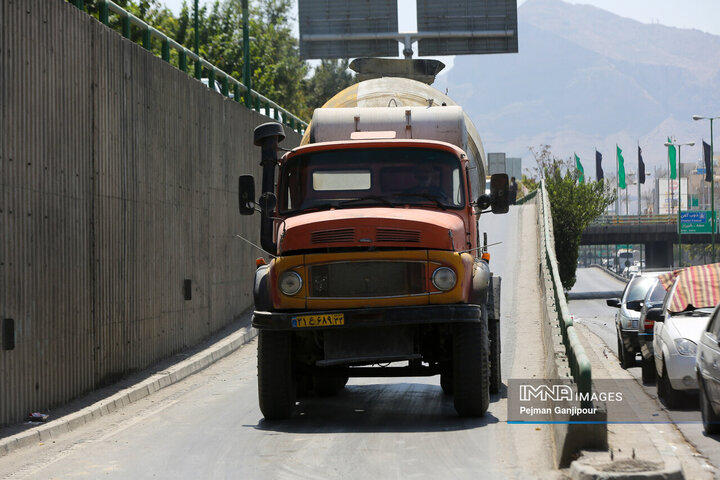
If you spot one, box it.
[239,60,509,419]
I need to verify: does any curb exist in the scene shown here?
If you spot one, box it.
[0,324,258,457]
[570,451,683,480]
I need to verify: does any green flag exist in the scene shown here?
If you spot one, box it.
[574,153,584,183]
[617,145,626,189]
[668,137,677,180]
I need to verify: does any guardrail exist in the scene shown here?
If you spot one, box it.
[67,0,307,134]
[515,188,537,205]
[538,181,593,408]
[592,214,676,225]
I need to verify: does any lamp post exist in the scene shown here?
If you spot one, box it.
[665,141,695,267]
[693,114,719,263]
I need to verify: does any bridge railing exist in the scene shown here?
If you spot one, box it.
[592,214,676,225]
[69,0,307,134]
[538,181,593,407]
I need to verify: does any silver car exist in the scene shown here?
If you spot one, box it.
[607,273,663,369]
[696,304,720,434]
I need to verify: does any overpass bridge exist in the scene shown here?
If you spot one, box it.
[581,214,719,268]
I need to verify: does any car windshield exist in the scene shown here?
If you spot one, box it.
[278,147,465,214]
[623,276,657,303]
[646,280,667,304]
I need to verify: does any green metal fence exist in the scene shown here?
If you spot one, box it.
[67,0,307,134]
[538,181,593,408]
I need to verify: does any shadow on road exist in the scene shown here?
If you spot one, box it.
[250,382,501,433]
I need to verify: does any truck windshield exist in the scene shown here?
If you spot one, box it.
[278,147,465,214]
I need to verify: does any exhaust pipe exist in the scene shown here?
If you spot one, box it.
[253,122,286,255]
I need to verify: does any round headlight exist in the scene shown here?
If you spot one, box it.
[432,267,457,291]
[279,271,302,296]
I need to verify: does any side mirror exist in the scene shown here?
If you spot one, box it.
[490,173,509,214]
[606,298,621,308]
[626,300,643,312]
[239,175,256,215]
[646,307,665,323]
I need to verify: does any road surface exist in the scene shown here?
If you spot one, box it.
[0,205,559,479]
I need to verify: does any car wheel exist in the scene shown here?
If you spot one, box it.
[700,379,720,434]
[641,357,656,384]
[617,334,634,369]
[657,359,681,409]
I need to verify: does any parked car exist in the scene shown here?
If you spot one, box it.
[650,263,720,408]
[696,303,720,434]
[607,273,664,368]
[637,277,669,383]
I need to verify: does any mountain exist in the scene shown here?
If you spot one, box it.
[439,0,720,179]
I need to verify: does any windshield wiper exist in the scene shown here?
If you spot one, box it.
[338,195,396,207]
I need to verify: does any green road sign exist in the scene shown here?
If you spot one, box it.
[680,210,716,234]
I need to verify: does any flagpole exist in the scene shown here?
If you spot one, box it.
[616,145,620,216]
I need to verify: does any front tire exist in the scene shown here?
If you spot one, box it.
[489,319,502,394]
[617,333,634,369]
[258,330,295,420]
[453,321,490,417]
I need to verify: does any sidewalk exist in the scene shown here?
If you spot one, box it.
[569,320,715,479]
[0,312,257,457]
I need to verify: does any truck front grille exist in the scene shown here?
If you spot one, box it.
[309,261,425,298]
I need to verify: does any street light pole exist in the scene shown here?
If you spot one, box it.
[666,141,695,267]
[693,115,719,263]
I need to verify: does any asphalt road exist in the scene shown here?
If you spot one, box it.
[570,267,720,476]
[0,205,559,480]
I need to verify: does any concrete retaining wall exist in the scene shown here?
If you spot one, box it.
[0,0,301,425]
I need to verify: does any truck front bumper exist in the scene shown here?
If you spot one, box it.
[253,304,482,331]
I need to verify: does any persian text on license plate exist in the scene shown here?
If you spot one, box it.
[291,313,345,328]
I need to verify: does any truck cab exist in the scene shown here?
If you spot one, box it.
[240,101,508,419]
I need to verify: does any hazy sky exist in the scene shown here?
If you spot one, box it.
[161,0,720,36]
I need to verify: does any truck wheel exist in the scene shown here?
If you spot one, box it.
[313,375,349,396]
[440,361,453,395]
[453,321,490,417]
[641,357,655,384]
[257,330,295,420]
[489,319,501,394]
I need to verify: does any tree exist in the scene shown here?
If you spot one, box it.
[530,145,616,290]
[300,59,357,118]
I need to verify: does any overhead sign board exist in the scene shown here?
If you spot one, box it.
[680,210,716,234]
[416,0,518,56]
[298,0,399,59]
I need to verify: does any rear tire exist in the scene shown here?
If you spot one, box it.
[489,318,502,394]
[700,379,720,434]
[313,375,349,397]
[257,330,295,420]
[641,357,656,384]
[440,361,453,395]
[453,321,490,417]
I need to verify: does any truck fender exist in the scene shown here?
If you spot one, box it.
[254,264,273,311]
[470,259,491,305]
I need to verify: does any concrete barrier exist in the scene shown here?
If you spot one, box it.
[0,0,300,425]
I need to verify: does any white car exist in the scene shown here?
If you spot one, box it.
[649,264,720,408]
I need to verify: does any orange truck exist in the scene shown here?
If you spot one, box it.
[239,76,509,419]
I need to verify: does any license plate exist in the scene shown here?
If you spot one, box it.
[291,313,345,328]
